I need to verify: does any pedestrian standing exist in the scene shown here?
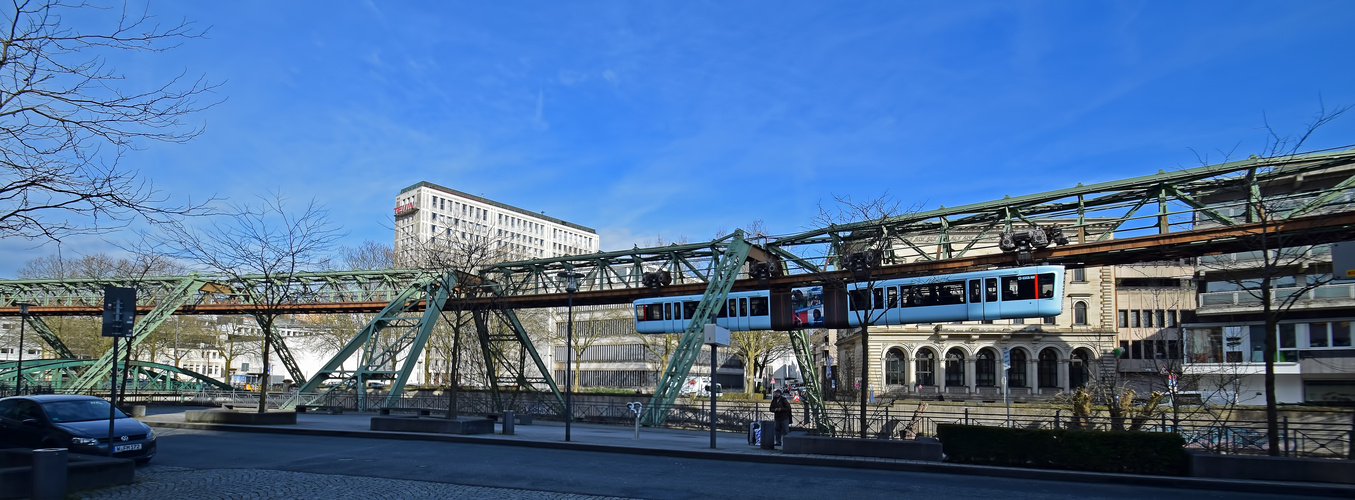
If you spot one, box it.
[770,389,792,446]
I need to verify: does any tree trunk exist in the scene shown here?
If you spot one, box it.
[448,320,462,419]
[1263,286,1280,455]
[859,325,869,439]
[257,320,272,414]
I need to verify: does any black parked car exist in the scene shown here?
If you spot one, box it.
[0,395,156,463]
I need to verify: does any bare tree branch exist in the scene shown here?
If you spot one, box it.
[0,0,220,241]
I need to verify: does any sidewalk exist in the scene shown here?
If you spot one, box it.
[141,410,1355,498]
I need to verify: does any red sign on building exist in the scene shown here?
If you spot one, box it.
[394,202,417,217]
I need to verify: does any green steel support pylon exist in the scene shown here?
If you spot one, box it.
[67,277,210,393]
[298,272,451,410]
[643,230,752,427]
[478,305,565,415]
[789,329,833,436]
[23,316,73,359]
[256,314,308,388]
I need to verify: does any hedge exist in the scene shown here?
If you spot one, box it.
[936,424,1188,476]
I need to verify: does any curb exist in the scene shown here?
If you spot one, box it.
[147,421,1355,498]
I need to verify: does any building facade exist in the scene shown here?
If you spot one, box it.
[394,182,599,266]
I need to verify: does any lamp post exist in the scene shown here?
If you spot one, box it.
[14,303,31,395]
[557,271,584,442]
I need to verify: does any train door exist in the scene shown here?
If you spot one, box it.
[966,280,984,320]
[982,278,1001,319]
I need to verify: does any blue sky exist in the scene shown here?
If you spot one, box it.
[4,1,1355,277]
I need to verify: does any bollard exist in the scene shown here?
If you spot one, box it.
[502,410,515,435]
[31,448,68,500]
[760,420,777,450]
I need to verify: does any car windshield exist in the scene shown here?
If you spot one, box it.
[40,400,128,423]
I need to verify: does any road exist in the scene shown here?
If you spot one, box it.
[71,427,1323,500]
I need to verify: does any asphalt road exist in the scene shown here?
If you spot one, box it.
[137,427,1320,500]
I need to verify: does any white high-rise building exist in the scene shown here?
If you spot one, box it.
[394,181,600,266]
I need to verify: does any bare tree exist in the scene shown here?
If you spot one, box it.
[154,193,342,412]
[1193,104,1351,455]
[338,240,395,270]
[0,0,218,241]
[400,216,513,417]
[728,329,791,394]
[812,192,916,438]
[635,331,680,385]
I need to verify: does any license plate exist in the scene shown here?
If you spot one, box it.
[114,443,141,453]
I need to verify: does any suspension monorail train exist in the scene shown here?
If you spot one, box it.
[633,265,1064,333]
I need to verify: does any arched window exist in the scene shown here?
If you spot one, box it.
[976,349,997,386]
[944,348,966,387]
[1009,348,1028,387]
[1038,348,1060,388]
[1071,348,1093,388]
[915,349,936,387]
[885,348,907,386]
[1073,301,1088,326]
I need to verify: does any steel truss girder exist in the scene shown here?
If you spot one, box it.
[642,230,752,427]
[66,277,211,393]
[788,329,832,436]
[0,269,426,315]
[768,148,1355,266]
[2,358,233,391]
[478,232,749,297]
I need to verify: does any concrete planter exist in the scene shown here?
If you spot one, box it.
[1190,451,1355,485]
[369,416,494,435]
[185,409,298,425]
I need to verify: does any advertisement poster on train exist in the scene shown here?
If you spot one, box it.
[791,286,824,327]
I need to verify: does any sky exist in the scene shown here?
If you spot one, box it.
[4,1,1355,277]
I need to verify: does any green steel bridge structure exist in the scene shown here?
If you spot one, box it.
[3,147,1355,429]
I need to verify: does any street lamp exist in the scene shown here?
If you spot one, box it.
[14,303,32,395]
[557,270,584,442]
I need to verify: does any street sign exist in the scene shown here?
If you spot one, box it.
[101,286,136,337]
[1002,348,1011,370]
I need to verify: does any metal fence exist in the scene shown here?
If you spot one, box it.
[35,388,1353,459]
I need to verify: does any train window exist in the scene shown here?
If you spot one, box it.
[636,305,646,320]
[729,299,738,317]
[849,289,870,311]
[872,287,885,309]
[664,303,672,320]
[684,301,699,320]
[914,286,933,306]
[887,287,898,308]
[969,281,981,303]
[940,282,965,304]
[1039,273,1056,298]
[641,303,663,321]
[749,296,769,316]
[985,278,998,302]
[1002,276,1039,301]
[903,286,920,307]
[739,298,748,316]
[718,301,728,318]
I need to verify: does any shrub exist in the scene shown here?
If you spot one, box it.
[936,424,1188,476]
